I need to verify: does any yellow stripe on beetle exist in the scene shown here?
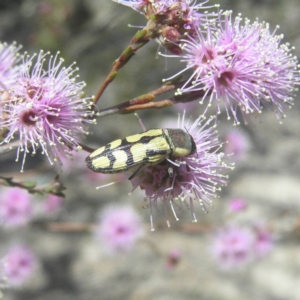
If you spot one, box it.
[85,128,196,174]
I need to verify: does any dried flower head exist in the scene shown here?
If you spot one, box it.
[0,51,96,171]
[95,205,143,254]
[113,0,220,54]
[164,11,300,124]
[131,114,233,230]
[0,188,33,228]
[113,0,216,23]
[3,245,36,287]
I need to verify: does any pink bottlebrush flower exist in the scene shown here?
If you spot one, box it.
[0,188,33,228]
[211,226,254,270]
[3,245,36,287]
[131,113,233,230]
[224,128,250,161]
[0,42,22,90]
[0,50,96,171]
[228,198,248,212]
[253,225,273,257]
[43,194,63,216]
[95,205,143,254]
[165,11,300,124]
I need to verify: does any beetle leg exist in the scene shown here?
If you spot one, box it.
[134,113,147,132]
[168,167,174,177]
[166,158,181,167]
[164,171,176,192]
[128,163,145,180]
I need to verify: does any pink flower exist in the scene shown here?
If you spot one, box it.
[0,42,22,90]
[211,226,254,270]
[0,51,96,171]
[43,194,63,216]
[253,225,273,257]
[3,245,36,287]
[224,128,250,160]
[165,12,300,124]
[0,188,33,228]
[228,198,248,212]
[131,114,233,229]
[95,205,143,254]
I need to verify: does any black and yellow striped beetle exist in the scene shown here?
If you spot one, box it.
[85,128,196,179]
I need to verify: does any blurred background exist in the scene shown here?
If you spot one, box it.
[0,0,300,299]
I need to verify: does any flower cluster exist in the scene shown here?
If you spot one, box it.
[0,186,66,228]
[95,205,143,254]
[164,11,300,124]
[210,225,273,270]
[113,0,219,54]
[2,245,36,287]
[131,114,233,229]
[0,188,33,228]
[0,49,96,171]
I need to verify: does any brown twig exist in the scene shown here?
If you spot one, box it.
[41,220,213,234]
[45,222,94,232]
[97,84,207,117]
[123,99,174,112]
[93,29,152,104]
[0,175,66,197]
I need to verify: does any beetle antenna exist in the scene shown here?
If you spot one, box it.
[96,181,118,189]
[182,110,186,127]
[134,113,147,132]
[95,174,129,189]
[184,125,190,134]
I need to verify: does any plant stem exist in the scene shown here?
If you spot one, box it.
[93,29,152,104]
[97,84,207,117]
[0,175,66,197]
